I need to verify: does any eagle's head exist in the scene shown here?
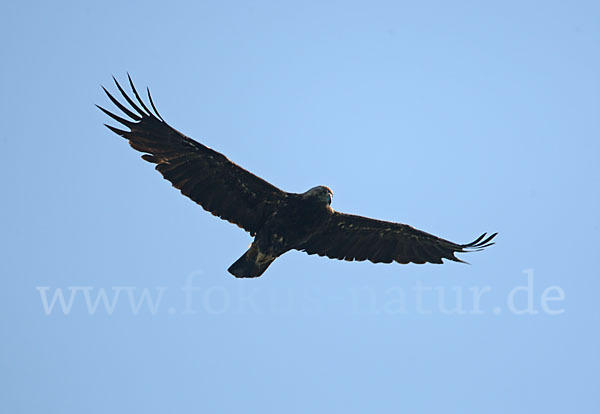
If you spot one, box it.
[303,186,333,206]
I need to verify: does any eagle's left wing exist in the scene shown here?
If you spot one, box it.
[97,75,287,236]
[298,212,496,265]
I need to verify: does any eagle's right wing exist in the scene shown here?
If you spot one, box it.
[299,211,496,265]
[98,75,287,236]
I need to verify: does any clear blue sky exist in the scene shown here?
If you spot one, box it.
[1,1,599,412]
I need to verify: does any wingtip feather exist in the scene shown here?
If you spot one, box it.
[96,104,135,128]
[127,74,153,116]
[147,87,165,122]
[112,75,148,117]
[103,123,129,136]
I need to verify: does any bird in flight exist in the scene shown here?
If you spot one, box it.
[98,75,497,278]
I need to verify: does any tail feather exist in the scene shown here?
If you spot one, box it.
[228,244,275,278]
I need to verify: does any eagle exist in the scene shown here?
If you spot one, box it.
[98,75,497,278]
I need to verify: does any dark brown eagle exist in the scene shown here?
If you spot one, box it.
[98,75,497,278]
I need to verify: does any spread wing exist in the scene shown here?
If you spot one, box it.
[98,75,287,235]
[299,212,497,265]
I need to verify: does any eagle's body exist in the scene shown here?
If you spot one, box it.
[98,76,496,277]
[231,186,334,277]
